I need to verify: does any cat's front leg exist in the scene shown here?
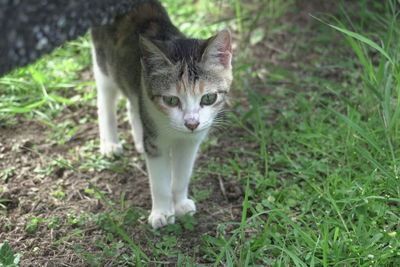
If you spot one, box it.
[93,61,122,156]
[171,139,202,217]
[145,152,175,229]
[126,98,144,153]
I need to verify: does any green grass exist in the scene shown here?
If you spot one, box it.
[1,0,400,266]
[0,242,21,267]
[0,36,93,123]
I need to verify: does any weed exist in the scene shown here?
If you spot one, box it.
[25,217,43,233]
[0,199,11,210]
[52,188,67,200]
[33,165,53,179]
[45,217,60,230]
[0,167,15,182]
[48,120,79,145]
[0,242,21,267]
[66,210,89,227]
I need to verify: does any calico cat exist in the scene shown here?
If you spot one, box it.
[91,0,233,229]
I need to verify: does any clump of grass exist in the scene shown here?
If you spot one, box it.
[325,1,400,185]
[198,1,400,266]
[0,36,92,122]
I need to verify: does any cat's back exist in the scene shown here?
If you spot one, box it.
[117,1,183,41]
[91,0,183,93]
[91,0,182,57]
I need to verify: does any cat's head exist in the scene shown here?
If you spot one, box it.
[139,29,232,133]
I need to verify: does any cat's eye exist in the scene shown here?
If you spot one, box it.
[200,93,218,106]
[162,96,180,107]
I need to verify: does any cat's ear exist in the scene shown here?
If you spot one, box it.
[201,29,232,70]
[139,36,172,73]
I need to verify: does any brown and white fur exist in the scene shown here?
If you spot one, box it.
[91,0,232,229]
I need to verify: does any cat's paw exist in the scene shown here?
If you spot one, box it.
[134,142,145,154]
[174,199,196,217]
[100,142,123,156]
[148,209,175,229]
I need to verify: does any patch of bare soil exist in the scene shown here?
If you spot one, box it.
[0,108,245,266]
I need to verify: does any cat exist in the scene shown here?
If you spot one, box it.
[90,0,233,229]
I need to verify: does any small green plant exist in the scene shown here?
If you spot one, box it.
[192,187,212,202]
[52,188,67,200]
[66,211,88,227]
[122,208,141,226]
[48,120,79,145]
[25,217,43,233]
[179,214,197,231]
[161,214,197,235]
[0,242,21,267]
[0,199,11,210]
[33,165,54,179]
[45,217,60,230]
[73,239,127,267]
[76,140,129,173]
[0,167,15,182]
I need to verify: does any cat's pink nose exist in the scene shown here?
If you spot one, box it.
[185,121,199,131]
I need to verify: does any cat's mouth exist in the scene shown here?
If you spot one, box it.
[171,121,212,134]
[174,125,208,134]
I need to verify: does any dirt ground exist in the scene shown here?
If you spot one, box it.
[0,1,339,266]
[0,111,246,266]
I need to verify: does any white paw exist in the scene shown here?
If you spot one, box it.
[148,209,175,229]
[100,142,123,156]
[174,199,196,217]
[134,142,145,154]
